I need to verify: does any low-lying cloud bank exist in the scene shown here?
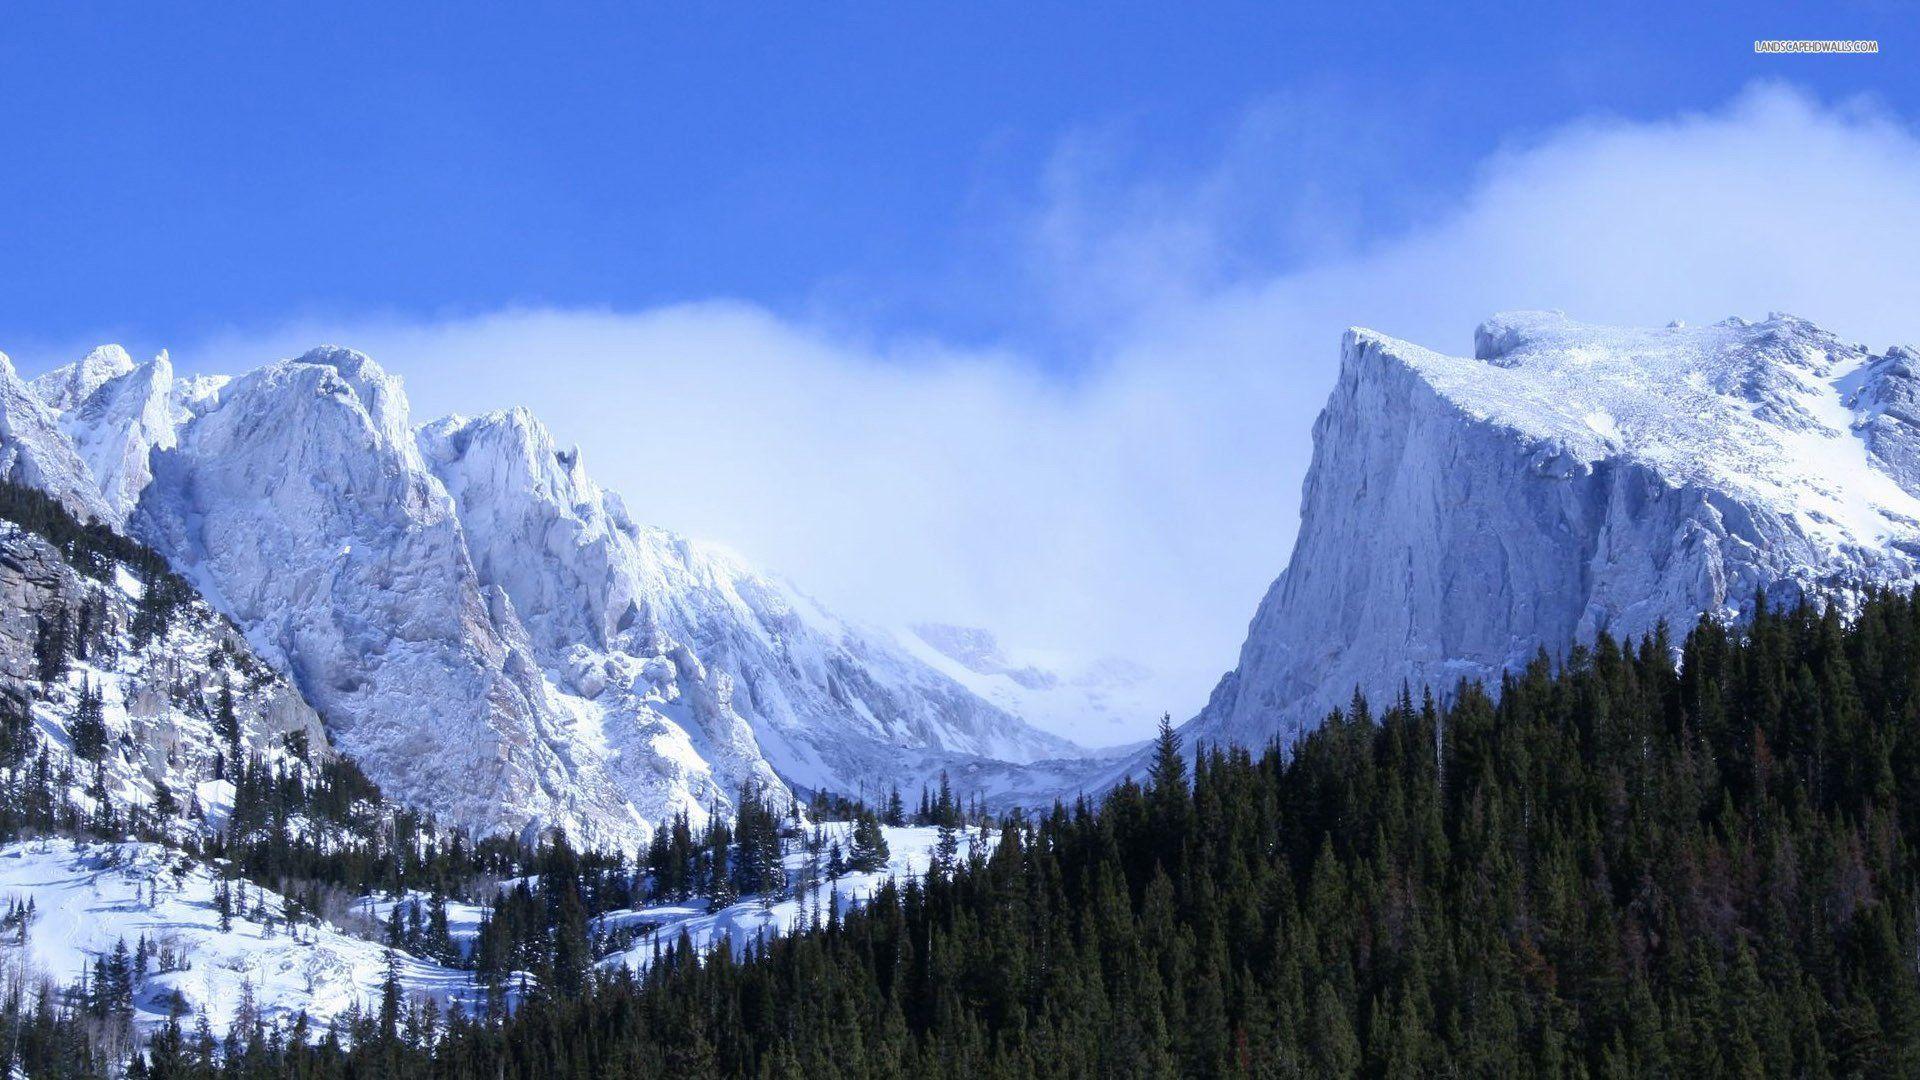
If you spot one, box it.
[174,83,1920,744]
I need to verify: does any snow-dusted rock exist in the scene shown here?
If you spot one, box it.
[0,354,115,524]
[30,345,135,415]
[0,519,328,829]
[54,353,177,524]
[133,349,645,847]
[1187,312,1920,752]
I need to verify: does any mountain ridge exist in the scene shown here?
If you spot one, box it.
[6,342,1075,846]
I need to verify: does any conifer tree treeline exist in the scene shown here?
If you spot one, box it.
[166,589,1920,1078]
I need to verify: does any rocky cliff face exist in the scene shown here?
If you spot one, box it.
[0,510,328,831]
[132,349,650,844]
[51,352,178,525]
[1187,312,1920,752]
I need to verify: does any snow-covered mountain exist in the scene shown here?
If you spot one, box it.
[9,343,1071,848]
[420,409,1071,794]
[1188,311,1920,752]
[0,353,116,524]
[904,623,1155,746]
[47,348,178,525]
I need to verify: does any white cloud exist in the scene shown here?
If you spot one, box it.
[175,82,1920,745]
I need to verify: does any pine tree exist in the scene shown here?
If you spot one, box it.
[379,949,402,1042]
[213,678,240,758]
[33,607,68,686]
[849,811,890,872]
[21,591,1920,1078]
[70,682,107,763]
[932,820,959,876]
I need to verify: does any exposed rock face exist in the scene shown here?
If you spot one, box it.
[0,518,328,825]
[1186,312,1920,752]
[49,354,178,524]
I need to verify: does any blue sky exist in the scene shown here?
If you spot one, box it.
[3,3,1912,359]
[6,7,1920,740]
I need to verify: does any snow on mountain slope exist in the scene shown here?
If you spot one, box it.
[132,349,647,848]
[1188,311,1920,752]
[0,354,115,524]
[904,622,1155,746]
[0,838,476,1036]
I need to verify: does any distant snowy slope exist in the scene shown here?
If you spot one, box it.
[1188,312,1920,753]
[904,622,1155,746]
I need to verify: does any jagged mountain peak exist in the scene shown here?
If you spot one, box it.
[30,344,137,414]
[420,407,610,525]
[420,397,1075,805]
[267,346,422,462]
[60,352,177,524]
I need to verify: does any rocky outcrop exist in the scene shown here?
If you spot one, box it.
[0,518,328,824]
[51,354,178,524]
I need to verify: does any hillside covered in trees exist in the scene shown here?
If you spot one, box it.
[61,588,1918,1078]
